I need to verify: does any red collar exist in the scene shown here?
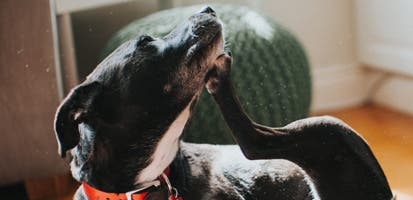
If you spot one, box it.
[82,168,183,200]
[83,182,149,200]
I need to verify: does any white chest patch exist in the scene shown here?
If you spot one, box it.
[135,103,192,184]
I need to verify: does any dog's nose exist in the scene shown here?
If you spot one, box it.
[200,6,216,16]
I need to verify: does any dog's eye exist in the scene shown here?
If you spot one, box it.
[137,35,155,47]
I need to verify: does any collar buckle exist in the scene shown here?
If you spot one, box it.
[125,180,161,200]
[161,173,181,199]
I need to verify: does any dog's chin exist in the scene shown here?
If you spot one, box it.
[208,31,225,66]
[195,30,225,79]
[190,20,224,66]
[177,30,224,98]
[203,29,227,74]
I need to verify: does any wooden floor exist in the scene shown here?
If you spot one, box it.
[18,104,413,199]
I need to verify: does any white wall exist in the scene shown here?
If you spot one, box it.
[174,0,358,71]
[355,0,413,115]
[356,0,413,76]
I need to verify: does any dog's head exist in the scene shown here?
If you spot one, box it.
[54,7,223,190]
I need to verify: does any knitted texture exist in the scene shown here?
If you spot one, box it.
[101,4,312,144]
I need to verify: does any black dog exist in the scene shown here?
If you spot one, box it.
[54,7,394,200]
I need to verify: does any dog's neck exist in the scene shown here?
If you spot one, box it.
[135,101,192,184]
[69,98,195,193]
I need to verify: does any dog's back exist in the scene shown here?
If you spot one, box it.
[171,142,317,200]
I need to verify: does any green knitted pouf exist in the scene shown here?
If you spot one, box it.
[101,4,312,144]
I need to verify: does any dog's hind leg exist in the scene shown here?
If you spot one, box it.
[206,54,394,200]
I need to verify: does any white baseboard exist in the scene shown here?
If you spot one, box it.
[360,44,413,77]
[372,75,413,115]
[356,0,413,78]
[311,64,367,113]
[310,64,413,116]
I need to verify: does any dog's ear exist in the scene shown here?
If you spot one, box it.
[54,81,103,158]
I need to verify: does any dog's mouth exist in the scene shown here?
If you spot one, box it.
[189,27,225,73]
[160,6,226,98]
[182,7,224,68]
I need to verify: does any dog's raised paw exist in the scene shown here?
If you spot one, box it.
[205,53,232,94]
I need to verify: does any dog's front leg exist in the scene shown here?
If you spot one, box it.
[206,54,394,200]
